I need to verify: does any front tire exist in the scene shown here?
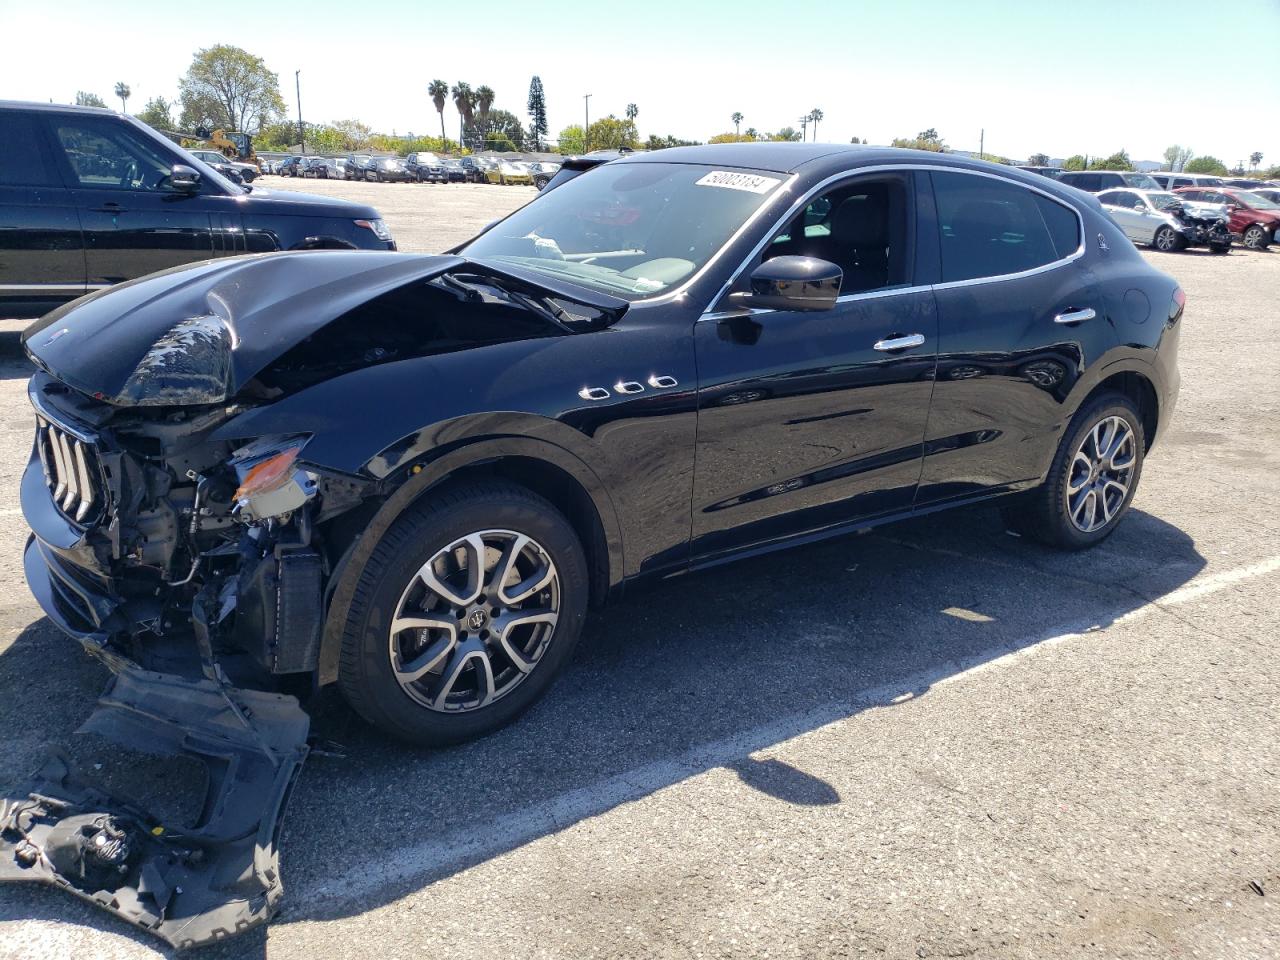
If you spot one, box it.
[1153,226,1185,252]
[1000,392,1144,550]
[1243,224,1270,249]
[338,481,589,746]
[1210,242,1231,254]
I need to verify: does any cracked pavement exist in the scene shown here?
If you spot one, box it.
[0,179,1276,959]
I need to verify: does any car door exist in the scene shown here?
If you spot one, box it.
[0,109,86,316]
[1097,190,1147,242]
[690,170,938,560]
[917,169,1116,506]
[41,114,220,285]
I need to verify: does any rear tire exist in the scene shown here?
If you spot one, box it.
[1210,243,1231,254]
[1000,392,1145,550]
[1243,224,1270,249]
[338,481,589,746]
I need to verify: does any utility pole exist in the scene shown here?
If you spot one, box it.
[295,70,305,153]
[799,115,809,141]
[979,128,984,159]
[583,93,591,153]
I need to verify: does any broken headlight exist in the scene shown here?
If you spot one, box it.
[229,435,317,522]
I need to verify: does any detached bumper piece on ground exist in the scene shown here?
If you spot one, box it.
[0,667,309,949]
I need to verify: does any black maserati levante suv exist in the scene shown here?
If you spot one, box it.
[0,101,395,320]
[22,144,1182,747]
[13,143,1182,943]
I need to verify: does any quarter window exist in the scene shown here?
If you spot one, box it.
[932,172,1079,282]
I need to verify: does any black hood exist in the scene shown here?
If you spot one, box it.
[24,251,629,407]
[24,252,464,406]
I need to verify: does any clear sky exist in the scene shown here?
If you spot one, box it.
[4,0,1279,165]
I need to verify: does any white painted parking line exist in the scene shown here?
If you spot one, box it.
[300,553,1280,914]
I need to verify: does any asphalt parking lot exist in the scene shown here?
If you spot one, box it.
[0,177,1277,960]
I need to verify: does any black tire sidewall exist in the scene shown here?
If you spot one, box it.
[339,484,589,745]
[1042,394,1145,549]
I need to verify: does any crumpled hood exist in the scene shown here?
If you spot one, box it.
[24,252,465,406]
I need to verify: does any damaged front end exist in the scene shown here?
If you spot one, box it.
[11,251,627,945]
[0,669,308,949]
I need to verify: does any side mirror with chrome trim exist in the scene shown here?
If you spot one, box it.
[730,255,841,312]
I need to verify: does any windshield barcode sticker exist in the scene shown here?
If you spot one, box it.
[695,171,782,194]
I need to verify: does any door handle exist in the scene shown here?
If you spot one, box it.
[91,202,126,213]
[873,333,926,352]
[1054,307,1096,325]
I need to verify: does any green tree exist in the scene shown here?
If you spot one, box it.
[451,82,475,147]
[850,136,863,144]
[178,45,284,133]
[743,127,758,140]
[773,126,800,142]
[731,112,743,136]
[557,124,585,154]
[475,85,495,125]
[809,108,824,141]
[1163,144,1192,172]
[331,119,373,150]
[891,128,946,152]
[1184,155,1228,175]
[527,76,548,150]
[75,91,107,108]
[586,115,638,150]
[472,108,525,151]
[429,80,449,144]
[1088,150,1132,171]
[1027,152,1050,166]
[135,96,174,131]
[708,132,758,144]
[114,82,131,113]
[644,134,699,150]
[626,103,638,122]
[1063,154,1087,171]
[1250,151,1263,170]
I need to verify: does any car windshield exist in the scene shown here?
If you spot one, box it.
[1148,192,1183,211]
[1232,191,1280,210]
[1122,173,1160,189]
[461,161,788,300]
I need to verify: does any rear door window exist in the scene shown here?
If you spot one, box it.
[0,113,59,186]
[932,171,1079,282]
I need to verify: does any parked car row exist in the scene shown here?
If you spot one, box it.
[260,152,561,186]
[1035,168,1280,251]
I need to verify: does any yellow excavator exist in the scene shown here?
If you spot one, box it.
[162,126,260,170]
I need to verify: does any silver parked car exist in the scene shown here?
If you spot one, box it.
[1097,188,1232,253]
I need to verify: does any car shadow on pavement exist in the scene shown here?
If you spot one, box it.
[0,504,1204,957]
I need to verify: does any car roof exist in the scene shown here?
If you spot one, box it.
[0,99,115,115]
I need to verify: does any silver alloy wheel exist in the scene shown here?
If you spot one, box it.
[1065,415,1136,533]
[1155,227,1178,251]
[388,529,560,713]
[1244,225,1267,249]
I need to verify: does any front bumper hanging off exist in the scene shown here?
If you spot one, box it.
[0,667,309,949]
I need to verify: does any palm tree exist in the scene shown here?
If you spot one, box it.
[451,82,474,147]
[1250,151,1263,170]
[626,103,638,122]
[114,82,131,113]
[475,86,495,122]
[809,108,823,142]
[429,80,449,145]
[731,112,743,136]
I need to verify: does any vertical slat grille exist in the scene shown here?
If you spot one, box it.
[35,416,103,524]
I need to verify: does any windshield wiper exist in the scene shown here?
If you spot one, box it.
[436,272,617,333]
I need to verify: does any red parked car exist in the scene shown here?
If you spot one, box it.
[1174,186,1280,249]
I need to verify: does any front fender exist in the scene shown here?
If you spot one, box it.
[315,432,626,687]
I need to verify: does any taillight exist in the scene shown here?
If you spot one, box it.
[1170,286,1186,322]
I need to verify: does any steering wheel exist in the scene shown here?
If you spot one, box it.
[119,160,140,188]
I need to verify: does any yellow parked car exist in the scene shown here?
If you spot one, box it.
[484,160,534,185]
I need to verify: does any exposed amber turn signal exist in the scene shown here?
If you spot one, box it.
[234,448,302,502]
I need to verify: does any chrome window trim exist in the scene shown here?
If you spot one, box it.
[697,163,1087,319]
